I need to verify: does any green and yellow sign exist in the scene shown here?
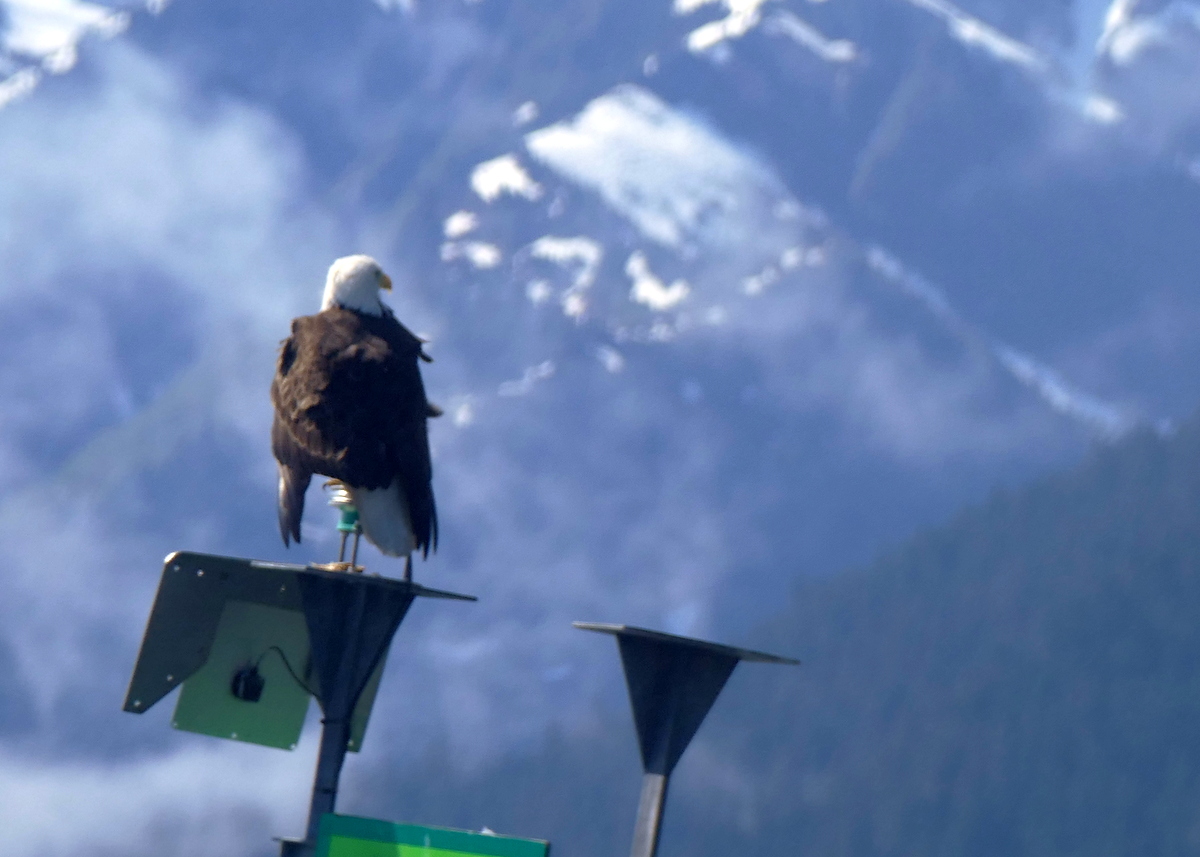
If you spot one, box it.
[316,814,550,857]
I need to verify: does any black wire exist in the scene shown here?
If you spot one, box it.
[256,646,318,697]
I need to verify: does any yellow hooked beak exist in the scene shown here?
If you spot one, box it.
[380,272,393,291]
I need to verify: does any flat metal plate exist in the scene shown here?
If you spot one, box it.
[572,623,799,665]
[124,552,306,714]
[617,636,739,775]
[126,551,474,752]
[348,652,386,753]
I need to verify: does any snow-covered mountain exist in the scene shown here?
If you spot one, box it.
[2,0,1200,853]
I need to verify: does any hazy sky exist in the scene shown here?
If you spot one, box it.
[2,0,1200,853]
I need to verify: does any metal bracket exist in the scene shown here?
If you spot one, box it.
[574,623,797,857]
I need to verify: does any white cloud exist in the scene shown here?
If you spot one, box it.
[0,39,350,847]
[0,742,311,857]
[0,42,333,328]
[1,0,127,76]
[0,39,344,505]
[383,400,752,764]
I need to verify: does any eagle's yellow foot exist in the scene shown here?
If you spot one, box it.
[310,561,365,573]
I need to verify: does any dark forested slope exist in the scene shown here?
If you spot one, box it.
[362,419,1200,857]
[700,419,1200,857]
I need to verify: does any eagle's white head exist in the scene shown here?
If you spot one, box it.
[321,254,393,315]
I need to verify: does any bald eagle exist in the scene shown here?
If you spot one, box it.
[271,255,439,560]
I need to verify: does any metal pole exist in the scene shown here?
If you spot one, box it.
[572,624,798,857]
[274,572,475,856]
[629,772,670,857]
[298,715,353,849]
[284,583,369,856]
[279,722,352,855]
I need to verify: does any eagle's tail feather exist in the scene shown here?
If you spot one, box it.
[425,500,438,557]
[278,465,311,547]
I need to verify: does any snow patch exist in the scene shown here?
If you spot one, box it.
[742,265,779,296]
[764,11,857,63]
[441,240,502,269]
[994,346,1136,438]
[866,247,1137,438]
[512,101,539,126]
[529,236,602,289]
[530,235,603,319]
[497,361,555,396]
[452,398,475,427]
[596,345,625,373]
[526,280,552,304]
[526,85,798,251]
[0,67,39,108]
[1097,1,1200,65]
[627,251,690,311]
[443,210,478,238]
[470,153,542,203]
[901,0,1047,73]
[898,0,1123,123]
[681,0,775,53]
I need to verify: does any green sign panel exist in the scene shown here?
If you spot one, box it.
[171,598,386,751]
[316,814,549,857]
[173,600,312,749]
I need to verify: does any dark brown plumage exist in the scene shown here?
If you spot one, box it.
[270,305,438,556]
